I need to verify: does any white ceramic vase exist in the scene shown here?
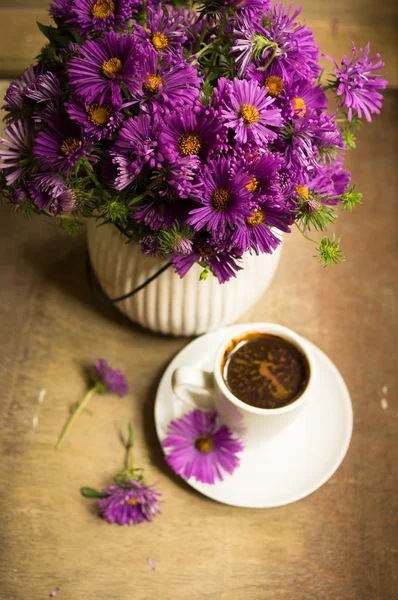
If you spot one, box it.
[87,221,282,336]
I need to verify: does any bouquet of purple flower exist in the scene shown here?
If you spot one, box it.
[0,0,387,282]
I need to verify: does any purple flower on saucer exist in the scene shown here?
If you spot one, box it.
[162,409,243,484]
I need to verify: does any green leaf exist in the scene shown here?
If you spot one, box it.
[80,487,107,499]
[36,21,72,46]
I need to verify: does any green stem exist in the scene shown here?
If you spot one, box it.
[193,39,216,61]
[195,15,208,53]
[55,382,102,450]
[42,210,76,220]
[295,223,318,245]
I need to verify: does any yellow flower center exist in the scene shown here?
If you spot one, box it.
[102,57,123,78]
[60,137,80,154]
[165,188,177,205]
[86,103,112,126]
[247,209,264,226]
[151,31,169,51]
[126,497,138,506]
[195,435,213,454]
[239,104,259,125]
[178,133,201,157]
[195,238,214,258]
[265,75,284,97]
[292,97,307,117]
[296,185,309,199]
[211,188,231,210]
[142,74,163,96]
[91,0,115,19]
[246,177,259,192]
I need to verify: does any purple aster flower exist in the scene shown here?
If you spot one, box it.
[172,229,244,283]
[305,160,351,205]
[68,0,141,37]
[324,43,388,122]
[187,159,251,233]
[232,209,282,255]
[24,72,61,104]
[49,0,72,19]
[280,78,327,119]
[226,0,271,14]
[56,358,128,449]
[162,409,243,484]
[98,480,161,525]
[0,120,34,185]
[135,5,187,54]
[221,78,282,144]
[260,3,321,82]
[68,32,145,106]
[241,152,283,200]
[159,103,225,165]
[28,173,76,215]
[281,110,344,172]
[160,158,204,202]
[10,187,29,206]
[2,66,38,122]
[33,117,92,176]
[247,62,287,97]
[111,114,164,190]
[95,358,129,395]
[140,235,159,256]
[136,51,201,115]
[172,248,243,283]
[66,98,123,140]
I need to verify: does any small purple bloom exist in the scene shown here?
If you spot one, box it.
[49,0,71,19]
[172,246,243,284]
[68,0,141,36]
[159,103,225,165]
[140,235,159,256]
[28,174,76,215]
[10,187,29,206]
[0,120,34,185]
[24,72,61,104]
[33,117,92,175]
[68,32,145,106]
[98,479,161,525]
[280,78,327,119]
[187,158,251,233]
[95,358,129,395]
[135,5,187,54]
[261,3,321,82]
[2,66,37,121]
[49,588,60,598]
[221,78,282,144]
[111,114,163,190]
[66,98,123,140]
[162,409,243,484]
[136,51,201,115]
[325,42,387,122]
[147,557,156,570]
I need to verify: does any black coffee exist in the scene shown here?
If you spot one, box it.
[222,333,310,409]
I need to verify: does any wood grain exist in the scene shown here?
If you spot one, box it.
[0,77,397,599]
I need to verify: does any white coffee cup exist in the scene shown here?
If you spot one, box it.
[172,323,316,446]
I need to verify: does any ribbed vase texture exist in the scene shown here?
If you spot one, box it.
[87,221,282,336]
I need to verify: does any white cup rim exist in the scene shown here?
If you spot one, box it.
[214,323,314,415]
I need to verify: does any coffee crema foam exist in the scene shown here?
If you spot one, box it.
[222,333,310,409]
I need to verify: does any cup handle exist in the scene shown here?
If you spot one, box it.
[172,367,215,410]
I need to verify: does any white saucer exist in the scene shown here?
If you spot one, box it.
[154,326,353,508]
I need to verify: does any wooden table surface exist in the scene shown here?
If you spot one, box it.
[0,86,397,599]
